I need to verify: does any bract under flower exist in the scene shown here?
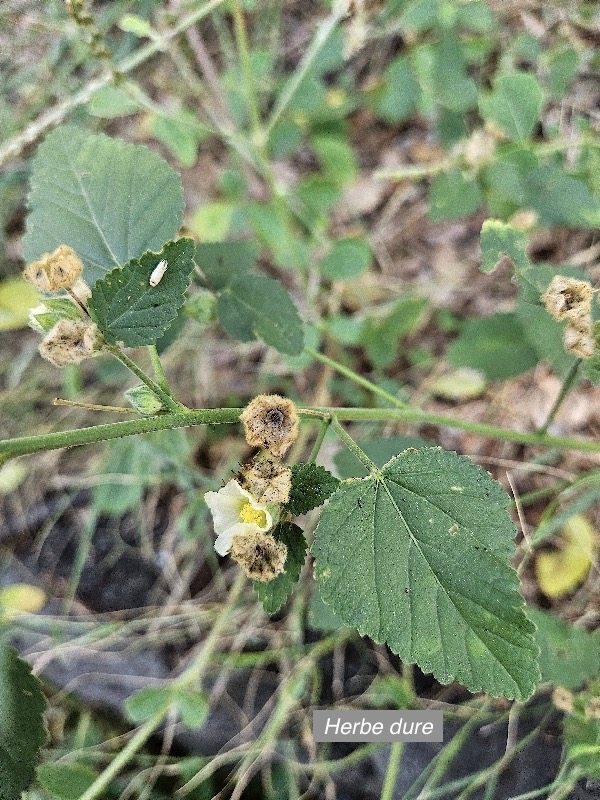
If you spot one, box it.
[204,479,273,556]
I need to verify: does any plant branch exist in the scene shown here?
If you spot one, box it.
[537,359,581,435]
[4,403,600,464]
[305,347,409,408]
[107,346,183,413]
[0,0,229,167]
[264,2,347,138]
[331,416,378,473]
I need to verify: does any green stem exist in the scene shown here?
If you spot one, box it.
[0,409,241,462]
[537,359,581,435]
[175,571,246,687]
[308,417,331,463]
[264,3,347,138]
[108,346,183,413]
[147,345,172,396]
[76,572,246,800]
[5,404,600,464]
[381,743,404,800]
[305,347,409,408]
[77,708,169,800]
[0,0,230,168]
[231,0,262,141]
[330,416,378,473]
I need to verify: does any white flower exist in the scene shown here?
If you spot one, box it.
[204,480,273,556]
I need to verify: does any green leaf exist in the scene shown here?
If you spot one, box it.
[319,238,373,281]
[334,435,432,479]
[369,56,419,123]
[544,46,579,98]
[428,170,482,222]
[191,202,235,243]
[0,641,47,800]
[196,241,257,291]
[361,297,428,369]
[523,165,600,228]
[312,135,358,185]
[312,447,540,699]
[254,524,307,614]
[23,126,184,286]
[216,273,305,355]
[36,763,97,800]
[447,313,539,380]
[174,689,209,730]
[286,464,340,516]
[243,201,310,270]
[430,33,478,113]
[479,73,543,140]
[0,279,40,331]
[89,238,195,347]
[528,608,600,689]
[480,220,530,275]
[308,590,347,633]
[564,712,600,779]
[124,687,174,723]
[87,85,141,118]
[151,109,210,168]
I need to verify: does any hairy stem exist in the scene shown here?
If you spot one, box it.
[537,359,580,435]
[331,416,378,473]
[107,346,183,413]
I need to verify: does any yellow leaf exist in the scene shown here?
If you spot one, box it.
[0,583,47,617]
[0,278,40,330]
[535,514,597,598]
[190,202,234,242]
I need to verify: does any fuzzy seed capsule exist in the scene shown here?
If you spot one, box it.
[23,245,84,292]
[240,395,299,457]
[230,530,287,582]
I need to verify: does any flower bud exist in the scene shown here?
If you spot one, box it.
[240,395,299,457]
[24,245,84,292]
[124,385,165,415]
[39,319,101,367]
[230,530,287,582]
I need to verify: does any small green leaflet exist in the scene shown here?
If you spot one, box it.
[216,273,305,355]
[254,523,307,614]
[0,641,48,800]
[528,607,600,689]
[23,126,184,286]
[312,447,540,700]
[89,239,195,347]
[479,73,543,141]
[480,220,530,275]
[196,241,258,291]
[286,464,340,516]
[36,763,97,800]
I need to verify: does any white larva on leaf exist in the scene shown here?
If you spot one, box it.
[149,259,168,287]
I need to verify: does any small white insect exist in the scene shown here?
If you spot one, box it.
[149,259,168,287]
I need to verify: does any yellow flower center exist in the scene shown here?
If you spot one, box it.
[239,502,267,527]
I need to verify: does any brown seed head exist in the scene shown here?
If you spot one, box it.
[240,394,299,457]
[563,320,595,359]
[39,319,101,367]
[239,456,292,504]
[541,275,593,322]
[230,531,287,582]
[24,245,84,292]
